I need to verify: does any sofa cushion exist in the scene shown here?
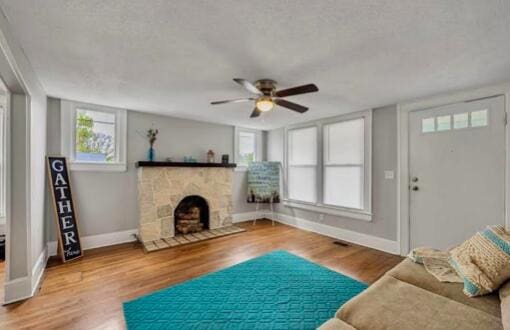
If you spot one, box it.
[318,318,356,330]
[337,275,503,330]
[387,258,501,317]
[500,280,510,330]
[449,225,510,296]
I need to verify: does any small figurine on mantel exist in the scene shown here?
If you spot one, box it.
[207,149,215,163]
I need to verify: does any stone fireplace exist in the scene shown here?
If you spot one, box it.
[137,163,235,243]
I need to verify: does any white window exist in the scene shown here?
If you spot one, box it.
[323,118,365,209]
[470,109,488,127]
[61,100,127,172]
[234,127,262,168]
[287,126,317,203]
[285,110,372,221]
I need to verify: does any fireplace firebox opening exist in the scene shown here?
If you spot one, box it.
[174,195,209,235]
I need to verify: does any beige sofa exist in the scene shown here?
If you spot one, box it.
[319,258,509,330]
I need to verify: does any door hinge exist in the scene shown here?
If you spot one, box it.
[505,113,508,126]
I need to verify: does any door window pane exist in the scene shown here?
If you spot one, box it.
[422,117,435,133]
[289,127,317,165]
[453,113,468,129]
[471,109,488,127]
[436,115,451,131]
[75,109,116,162]
[324,118,364,164]
[324,166,362,209]
[288,167,316,203]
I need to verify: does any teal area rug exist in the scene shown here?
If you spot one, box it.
[123,250,367,329]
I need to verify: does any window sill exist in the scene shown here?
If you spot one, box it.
[70,162,127,172]
[282,200,373,222]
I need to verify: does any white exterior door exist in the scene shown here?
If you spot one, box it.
[409,95,506,250]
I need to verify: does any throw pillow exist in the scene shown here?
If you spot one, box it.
[449,225,510,297]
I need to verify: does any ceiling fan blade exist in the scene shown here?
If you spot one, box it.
[274,99,309,113]
[233,78,262,95]
[250,107,262,118]
[275,84,318,97]
[210,97,255,105]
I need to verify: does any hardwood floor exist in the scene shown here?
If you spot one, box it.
[0,220,402,329]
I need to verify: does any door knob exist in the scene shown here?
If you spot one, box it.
[411,177,419,182]
[411,186,419,191]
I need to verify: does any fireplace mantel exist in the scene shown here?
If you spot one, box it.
[136,161,236,168]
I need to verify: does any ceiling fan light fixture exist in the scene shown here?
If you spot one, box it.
[255,96,274,112]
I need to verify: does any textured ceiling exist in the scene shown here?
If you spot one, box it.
[1,0,509,129]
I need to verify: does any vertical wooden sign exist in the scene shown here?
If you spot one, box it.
[47,156,83,262]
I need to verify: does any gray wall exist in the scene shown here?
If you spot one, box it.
[267,105,398,241]
[46,98,259,240]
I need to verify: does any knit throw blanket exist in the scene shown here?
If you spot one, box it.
[408,247,462,283]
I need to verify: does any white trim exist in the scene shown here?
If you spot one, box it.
[4,246,48,304]
[283,109,373,220]
[4,276,30,304]
[234,126,263,168]
[30,246,48,297]
[47,229,138,256]
[232,211,262,223]
[60,99,127,172]
[269,212,398,254]
[66,162,128,172]
[232,211,398,254]
[398,82,510,255]
[282,200,372,221]
[0,93,6,218]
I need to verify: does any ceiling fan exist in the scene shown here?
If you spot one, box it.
[211,78,319,118]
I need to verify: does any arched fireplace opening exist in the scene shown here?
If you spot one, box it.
[174,195,209,235]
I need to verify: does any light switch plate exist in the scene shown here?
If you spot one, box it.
[384,170,395,179]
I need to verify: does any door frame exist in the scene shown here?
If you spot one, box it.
[397,82,510,255]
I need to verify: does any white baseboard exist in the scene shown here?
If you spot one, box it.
[236,211,400,255]
[4,246,49,304]
[47,229,138,256]
[266,212,400,255]
[232,211,262,223]
[46,214,399,257]
[31,246,48,295]
[4,276,31,304]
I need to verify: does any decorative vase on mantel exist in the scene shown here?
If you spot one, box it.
[146,128,159,162]
[147,146,156,162]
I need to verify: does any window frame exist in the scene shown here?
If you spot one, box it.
[283,110,373,221]
[61,100,127,172]
[0,92,7,219]
[234,127,262,171]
